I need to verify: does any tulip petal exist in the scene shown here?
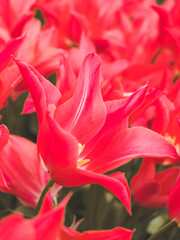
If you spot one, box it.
[83,127,179,174]
[131,158,179,208]
[14,59,61,124]
[167,172,180,224]
[0,125,9,149]
[51,168,131,213]
[0,214,35,240]
[0,133,45,206]
[60,226,134,240]
[81,85,148,158]
[38,113,79,170]
[0,65,22,109]
[33,194,71,240]
[55,53,106,144]
[0,36,24,72]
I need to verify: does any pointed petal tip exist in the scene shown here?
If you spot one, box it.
[84,52,102,66]
[11,55,16,61]
[11,55,22,67]
[11,55,20,64]
[12,56,28,73]
[128,207,132,216]
[59,192,72,208]
[140,83,148,92]
[124,197,131,215]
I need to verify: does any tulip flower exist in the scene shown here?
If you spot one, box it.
[34,0,122,49]
[0,36,25,108]
[0,124,58,207]
[14,53,179,214]
[152,5,180,57]
[0,0,35,42]
[0,0,62,100]
[131,158,179,208]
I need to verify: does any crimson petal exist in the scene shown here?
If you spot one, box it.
[81,85,148,159]
[55,53,106,144]
[60,226,134,240]
[14,59,61,124]
[51,168,131,214]
[83,127,179,174]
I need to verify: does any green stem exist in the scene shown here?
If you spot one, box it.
[147,220,177,240]
[36,178,54,214]
[86,184,98,230]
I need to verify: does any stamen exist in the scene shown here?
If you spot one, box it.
[77,159,90,166]
[164,133,180,155]
[77,143,90,166]
[78,143,85,155]
[165,133,176,145]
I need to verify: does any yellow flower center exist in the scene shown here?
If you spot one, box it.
[78,143,85,155]
[165,133,180,155]
[77,159,90,166]
[77,143,90,167]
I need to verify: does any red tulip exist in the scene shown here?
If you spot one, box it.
[131,158,179,208]
[15,53,179,214]
[0,125,59,207]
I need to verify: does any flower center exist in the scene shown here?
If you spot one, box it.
[77,143,90,167]
[78,143,85,155]
[164,133,180,155]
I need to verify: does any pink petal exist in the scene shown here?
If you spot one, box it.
[10,0,35,18]
[33,194,71,240]
[38,191,53,215]
[132,180,162,208]
[83,127,179,174]
[0,36,24,72]
[131,158,156,192]
[81,85,148,158]
[11,12,34,38]
[167,172,180,223]
[14,59,61,124]
[51,168,131,214]
[0,65,21,109]
[15,18,41,62]
[152,95,175,134]
[0,169,9,190]
[21,93,35,114]
[0,214,35,240]
[156,167,179,195]
[0,134,45,206]
[69,32,96,74]
[0,125,9,149]
[55,53,106,144]
[60,226,134,240]
[131,159,179,208]
[38,113,79,171]
[102,59,129,82]
[56,54,77,104]
[129,88,162,126]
